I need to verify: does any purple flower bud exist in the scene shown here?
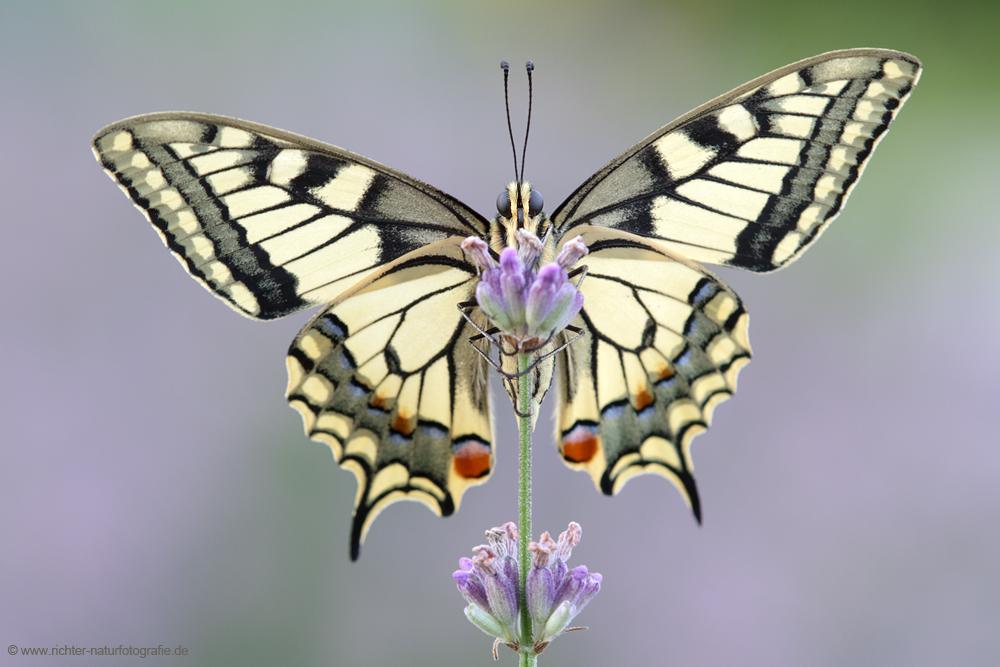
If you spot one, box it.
[453,534,521,644]
[526,264,584,336]
[577,572,602,610]
[526,553,556,630]
[524,264,562,328]
[553,565,588,609]
[453,564,490,611]
[499,248,527,327]
[481,568,518,635]
[475,268,513,331]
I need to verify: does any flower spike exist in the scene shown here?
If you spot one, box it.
[465,230,587,354]
[453,522,602,655]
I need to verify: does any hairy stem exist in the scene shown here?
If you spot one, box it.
[517,352,537,666]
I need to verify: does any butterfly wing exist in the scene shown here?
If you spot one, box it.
[554,227,750,514]
[93,112,489,320]
[550,49,921,272]
[285,237,493,560]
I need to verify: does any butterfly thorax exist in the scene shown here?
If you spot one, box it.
[489,181,555,267]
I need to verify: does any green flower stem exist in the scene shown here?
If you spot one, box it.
[517,352,537,667]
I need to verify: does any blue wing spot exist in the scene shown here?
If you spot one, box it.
[420,423,449,439]
[656,374,678,388]
[600,401,627,420]
[690,279,713,306]
[683,313,698,337]
[389,431,412,445]
[674,346,692,367]
[340,351,356,370]
[320,316,347,339]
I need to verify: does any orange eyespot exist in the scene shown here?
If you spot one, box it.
[453,442,491,478]
[562,426,599,463]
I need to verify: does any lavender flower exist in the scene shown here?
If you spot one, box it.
[453,522,601,655]
[462,232,587,352]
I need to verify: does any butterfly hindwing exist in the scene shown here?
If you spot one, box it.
[285,237,494,559]
[550,49,921,273]
[93,113,489,320]
[555,227,751,515]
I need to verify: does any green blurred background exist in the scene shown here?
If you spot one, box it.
[2,0,998,665]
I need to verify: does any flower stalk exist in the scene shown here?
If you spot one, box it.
[517,350,535,667]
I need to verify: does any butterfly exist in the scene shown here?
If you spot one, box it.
[93,49,920,559]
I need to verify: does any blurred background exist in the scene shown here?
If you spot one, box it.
[2,0,998,665]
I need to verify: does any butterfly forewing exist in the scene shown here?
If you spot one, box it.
[93,113,489,320]
[550,50,921,273]
[285,238,493,560]
[555,227,751,515]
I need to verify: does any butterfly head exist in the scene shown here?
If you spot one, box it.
[494,181,548,254]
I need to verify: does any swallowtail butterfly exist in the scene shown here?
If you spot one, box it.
[93,49,921,559]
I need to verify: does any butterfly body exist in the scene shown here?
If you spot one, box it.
[94,49,920,559]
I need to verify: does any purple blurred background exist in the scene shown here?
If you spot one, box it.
[2,1,998,665]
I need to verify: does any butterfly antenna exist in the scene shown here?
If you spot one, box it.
[501,60,519,184]
[519,60,534,183]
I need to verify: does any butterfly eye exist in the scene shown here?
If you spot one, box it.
[528,189,544,217]
[496,191,512,217]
